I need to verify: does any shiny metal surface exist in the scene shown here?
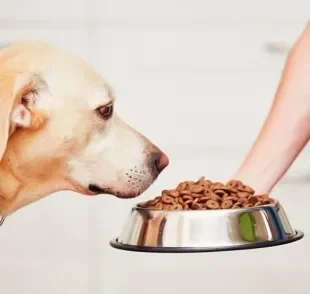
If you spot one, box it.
[112,201,303,252]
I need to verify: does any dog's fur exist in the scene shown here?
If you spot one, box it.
[0,41,168,217]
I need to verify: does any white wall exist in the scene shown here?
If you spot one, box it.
[0,1,310,293]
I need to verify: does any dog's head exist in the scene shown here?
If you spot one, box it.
[0,41,168,212]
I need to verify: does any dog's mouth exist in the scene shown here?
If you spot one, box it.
[88,184,108,194]
[87,184,146,199]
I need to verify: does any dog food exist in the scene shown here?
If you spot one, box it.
[138,177,275,210]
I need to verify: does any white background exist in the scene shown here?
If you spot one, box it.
[0,1,310,293]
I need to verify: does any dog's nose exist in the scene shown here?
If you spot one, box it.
[155,153,169,173]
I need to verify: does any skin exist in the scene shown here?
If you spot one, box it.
[0,41,169,217]
[233,22,310,194]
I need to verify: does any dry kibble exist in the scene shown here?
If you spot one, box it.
[206,200,220,209]
[197,196,211,203]
[190,185,205,193]
[232,204,241,209]
[147,197,161,206]
[248,196,258,205]
[184,200,193,205]
[237,192,250,198]
[191,193,204,198]
[169,190,179,198]
[169,204,183,210]
[161,190,170,196]
[183,195,193,201]
[197,176,206,183]
[214,190,228,197]
[263,199,273,205]
[209,192,221,202]
[221,199,233,209]
[227,180,243,189]
[183,204,190,210]
[177,182,187,191]
[155,202,163,209]
[162,196,175,204]
[237,198,247,204]
[240,185,255,194]
[180,190,192,196]
[140,178,276,210]
[191,202,202,210]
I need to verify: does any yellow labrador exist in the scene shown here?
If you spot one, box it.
[0,41,169,218]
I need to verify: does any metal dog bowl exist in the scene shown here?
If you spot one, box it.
[110,200,304,253]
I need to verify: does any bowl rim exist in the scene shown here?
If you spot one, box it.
[134,199,279,213]
[110,229,303,253]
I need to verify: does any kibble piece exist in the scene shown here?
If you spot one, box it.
[206,200,220,209]
[263,199,273,205]
[184,200,193,206]
[155,202,164,209]
[147,197,161,206]
[169,190,179,198]
[232,204,241,209]
[191,193,204,198]
[162,196,175,204]
[237,198,247,204]
[221,199,233,209]
[190,185,205,193]
[197,196,211,203]
[234,201,243,207]
[226,180,243,189]
[191,202,202,210]
[248,196,258,205]
[209,193,221,202]
[180,190,192,196]
[177,182,187,191]
[244,204,254,208]
[162,189,170,196]
[237,192,250,198]
[182,195,193,201]
[240,185,255,194]
[197,176,206,182]
[169,204,183,210]
[214,190,228,197]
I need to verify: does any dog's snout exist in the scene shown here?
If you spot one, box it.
[155,152,169,173]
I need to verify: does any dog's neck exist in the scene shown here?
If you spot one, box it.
[0,165,25,216]
[0,164,50,216]
[0,160,70,216]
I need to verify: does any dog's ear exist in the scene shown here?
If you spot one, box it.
[0,72,17,161]
[0,73,35,161]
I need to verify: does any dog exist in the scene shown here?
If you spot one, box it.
[0,41,169,218]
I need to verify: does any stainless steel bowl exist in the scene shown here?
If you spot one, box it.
[110,200,303,253]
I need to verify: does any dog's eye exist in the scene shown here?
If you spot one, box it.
[97,104,113,119]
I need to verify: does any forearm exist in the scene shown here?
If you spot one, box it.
[233,23,310,194]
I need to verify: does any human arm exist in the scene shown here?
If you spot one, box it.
[232,23,310,194]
